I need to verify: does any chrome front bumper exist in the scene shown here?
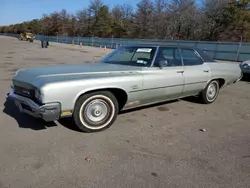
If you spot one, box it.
[7,91,61,122]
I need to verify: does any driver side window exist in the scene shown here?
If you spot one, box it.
[154,47,182,67]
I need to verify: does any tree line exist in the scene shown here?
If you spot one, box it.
[0,0,250,41]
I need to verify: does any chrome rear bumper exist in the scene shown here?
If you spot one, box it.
[7,91,61,122]
[242,69,250,74]
[234,72,243,83]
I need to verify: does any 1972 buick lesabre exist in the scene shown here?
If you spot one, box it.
[7,45,242,132]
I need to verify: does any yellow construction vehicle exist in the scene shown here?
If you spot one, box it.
[18,31,35,42]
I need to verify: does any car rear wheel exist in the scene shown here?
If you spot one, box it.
[200,80,220,104]
[73,91,118,132]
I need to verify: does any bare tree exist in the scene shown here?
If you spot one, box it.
[2,0,250,41]
[111,4,134,37]
[76,9,90,36]
[153,0,169,38]
[120,4,134,37]
[89,0,103,16]
[200,0,231,40]
[134,0,155,38]
[167,0,198,40]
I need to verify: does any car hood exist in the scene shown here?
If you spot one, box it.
[13,63,142,87]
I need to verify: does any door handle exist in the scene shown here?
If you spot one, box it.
[177,71,184,74]
[203,70,209,73]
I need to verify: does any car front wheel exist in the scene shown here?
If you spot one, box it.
[73,91,119,132]
[200,80,220,104]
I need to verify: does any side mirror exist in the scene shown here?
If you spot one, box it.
[156,59,168,68]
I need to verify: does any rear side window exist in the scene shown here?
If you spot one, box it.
[199,49,215,62]
[181,49,203,66]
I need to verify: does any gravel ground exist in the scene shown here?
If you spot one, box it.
[0,36,250,188]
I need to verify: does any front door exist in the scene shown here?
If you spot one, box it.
[141,47,185,104]
[179,48,210,95]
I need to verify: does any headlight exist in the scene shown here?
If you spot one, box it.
[35,89,42,102]
[243,64,249,69]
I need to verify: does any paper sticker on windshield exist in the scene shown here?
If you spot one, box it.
[136,48,152,53]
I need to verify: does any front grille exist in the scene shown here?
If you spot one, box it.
[14,86,35,99]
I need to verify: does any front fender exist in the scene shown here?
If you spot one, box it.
[73,85,128,108]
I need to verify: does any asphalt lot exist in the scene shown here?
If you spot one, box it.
[0,36,250,188]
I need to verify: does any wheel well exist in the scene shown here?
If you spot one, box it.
[216,78,226,88]
[80,88,128,111]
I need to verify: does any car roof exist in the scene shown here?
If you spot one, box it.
[121,44,198,50]
[121,44,215,62]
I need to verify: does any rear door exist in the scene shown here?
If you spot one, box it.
[180,48,210,96]
[141,47,185,104]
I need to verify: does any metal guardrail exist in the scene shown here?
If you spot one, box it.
[2,33,250,62]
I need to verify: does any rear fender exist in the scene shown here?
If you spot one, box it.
[203,78,226,89]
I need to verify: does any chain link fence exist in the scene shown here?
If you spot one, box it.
[2,33,250,62]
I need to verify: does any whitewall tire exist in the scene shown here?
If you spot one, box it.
[200,80,220,104]
[73,91,118,132]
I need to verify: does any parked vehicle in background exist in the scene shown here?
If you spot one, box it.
[7,45,243,132]
[240,60,250,75]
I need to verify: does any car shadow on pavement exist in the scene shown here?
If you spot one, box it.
[3,100,57,131]
[57,118,81,132]
[181,96,203,104]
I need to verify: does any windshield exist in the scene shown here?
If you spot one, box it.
[101,46,157,67]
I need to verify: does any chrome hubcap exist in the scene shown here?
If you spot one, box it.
[207,83,217,100]
[85,99,108,122]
